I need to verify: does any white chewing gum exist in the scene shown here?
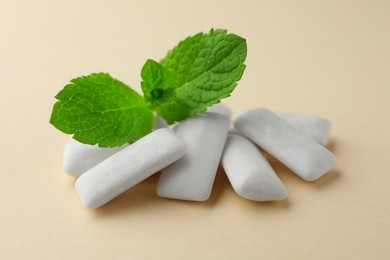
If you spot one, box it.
[232,109,331,145]
[75,128,186,208]
[234,108,336,181]
[207,103,232,118]
[64,115,168,177]
[157,112,230,201]
[153,115,168,130]
[222,134,287,201]
[63,140,125,176]
[277,112,330,145]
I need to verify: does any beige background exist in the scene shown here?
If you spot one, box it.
[1,0,389,259]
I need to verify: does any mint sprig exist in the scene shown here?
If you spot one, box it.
[143,29,247,123]
[50,29,247,147]
[50,73,155,147]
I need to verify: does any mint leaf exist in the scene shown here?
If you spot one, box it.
[141,59,192,121]
[50,73,155,147]
[50,29,248,147]
[141,59,170,105]
[141,29,247,124]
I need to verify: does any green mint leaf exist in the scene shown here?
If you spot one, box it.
[50,73,155,147]
[141,28,247,124]
[141,59,170,105]
[141,59,192,122]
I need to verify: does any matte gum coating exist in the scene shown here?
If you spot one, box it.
[63,141,124,176]
[234,109,330,145]
[157,112,230,201]
[277,113,330,145]
[64,115,167,177]
[207,103,232,118]
[222,134,287,201]
[234,108,336,181]
[75,128,186,208]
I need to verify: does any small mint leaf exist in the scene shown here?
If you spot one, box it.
[141,59,170,105]
[141,29,247,124]
[141,59,190,120]
[50,73,155,147]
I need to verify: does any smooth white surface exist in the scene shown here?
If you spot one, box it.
[157,112,230,201]
[232,110,330,145]
[63,140,125,176]
[64,113,168,177]
[153,116,168,130]
[207,103,232,118]
[75,128,186,208]
[64,115,168,176]
[234,108,336,181]
[222,134,287,201]
[277,112,330,145]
